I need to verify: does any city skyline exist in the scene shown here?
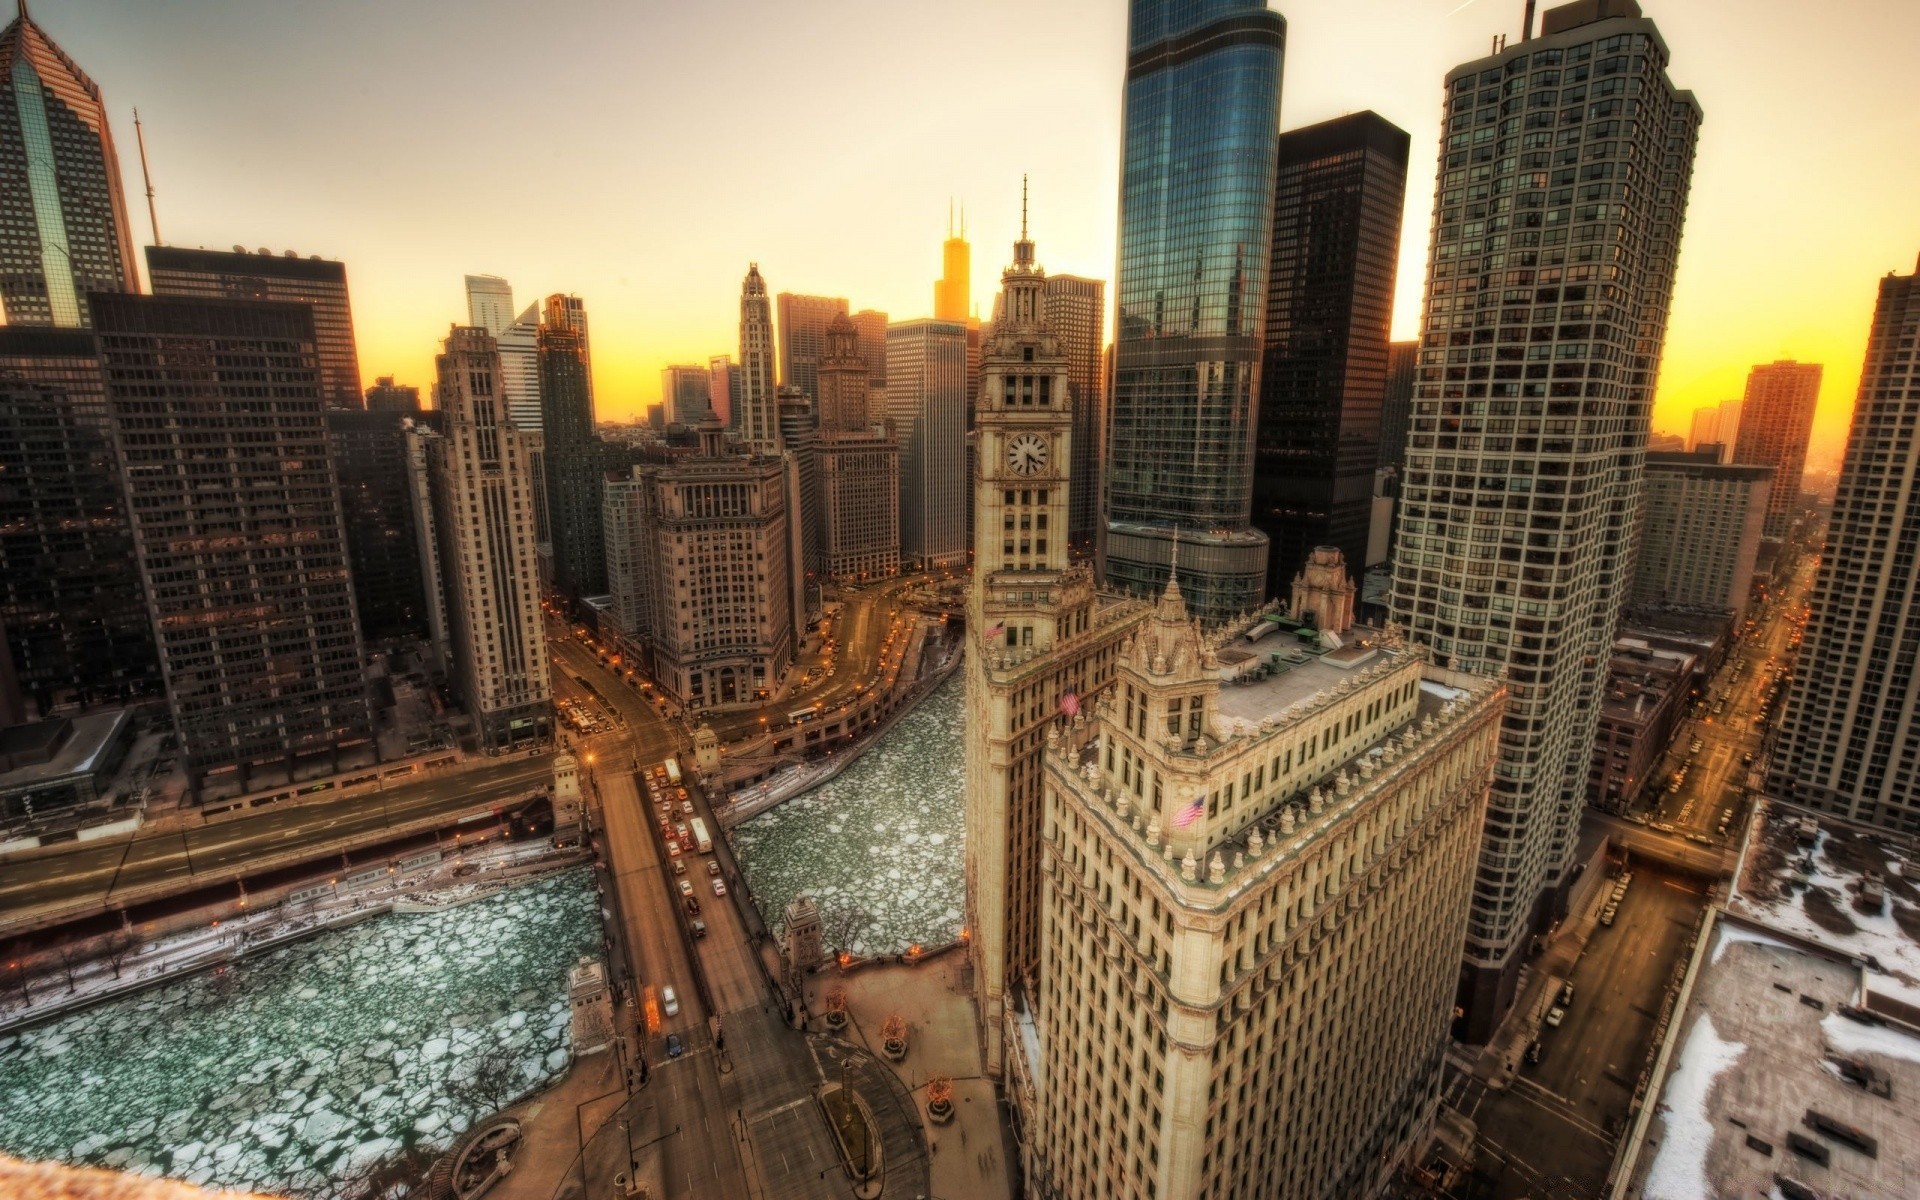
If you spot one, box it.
[26,0,1917,473]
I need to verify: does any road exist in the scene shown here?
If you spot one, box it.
[0,753,552,932]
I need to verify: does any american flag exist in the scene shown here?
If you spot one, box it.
[985,622,1005,641]
[1059,691,1080,717]
[1172,796,1205,828]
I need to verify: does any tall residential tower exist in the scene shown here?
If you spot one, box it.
[1731,360,1822,538]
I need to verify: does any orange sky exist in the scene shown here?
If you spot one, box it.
[61,0,1920,472]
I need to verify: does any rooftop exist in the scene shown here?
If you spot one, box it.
[1212,640,1382,736]
[0,709,132,791]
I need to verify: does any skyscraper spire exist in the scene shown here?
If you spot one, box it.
[1014,176,1035,270]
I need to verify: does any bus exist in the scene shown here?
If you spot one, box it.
[663,757,682,786]
[690,817,712,854]
[788,706,820,725]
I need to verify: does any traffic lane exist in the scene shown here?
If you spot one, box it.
[597,769,707,1045]
[649,1047,745,1200]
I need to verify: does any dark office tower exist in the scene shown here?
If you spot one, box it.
[1041,274,1106,556]
[1104,0,1285,621]
[1770,257,1920,835]
[1390,0,1700,1042]
[146,247,363,409]
[91,294,373,797]
[1379,340,1419,473]
[364,375,420,414]
[777,291,850,404]
[539,319,604,600]
[0,6,140,327]
[326,409,429,642]
[1252,112,1410,595]
[1731,360,1822,539]
[0,328,158,715]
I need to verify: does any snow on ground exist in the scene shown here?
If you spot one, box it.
[0,868,600,1198]
[1821,1011,1920,1066]
[1641,1013,1747,1200]
[735,674,964,955]
[1711,922,1802,964]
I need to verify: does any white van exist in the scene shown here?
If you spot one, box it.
[661,985,680,1017]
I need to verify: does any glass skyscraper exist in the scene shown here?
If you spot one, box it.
[1104,0,1285,621]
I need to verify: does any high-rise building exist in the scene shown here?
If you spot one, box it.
[464,274,515,336]
[540,316,604,600]
[1252,111,1410,595]
[602,422,793,709]
[814,314,899,582]
[963,220,1149,1078]
[1024,584,1503,1199]
[0,6,140,327]
[886,318,969,570]
[1042,274,1106,556]
[93,294,374,796]
[737,265,780,454]
[1632,449,1770,619]
[777,291,849,404]
[411,326,550,752]
[1105,0,1286,621]
[495,302,542,433]
[1769,256,1920,835]
[544,292,589,344]
[814,313,871,433]
[777,387,821,631]
[0,328,159,716]
[707,354,739,427]
[1687,398,1741,459]
[1732,360,1822,538]
[327,409,431,643]
[147,247,364,409]
[852,308,889,390]
[1389,0,1700,1040]
[662,364,713,426]
[934,206,970,322]
[1379,340,1419,474]
[365,376,420,414]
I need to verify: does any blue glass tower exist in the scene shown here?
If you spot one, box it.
[1103,0,1284,621]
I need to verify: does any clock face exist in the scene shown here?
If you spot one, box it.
[1007,433,1049,475]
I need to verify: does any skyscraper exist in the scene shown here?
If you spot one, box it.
[662,364,713,425]
[540,317,605,600]
[1042,273,1106,556]
[0,327,159,715]
[147,247,364,409]
[411,326,550,752]
[737,265,780,454]
[1632,449,1770,619]
[544,292,589,343]
[706,354,739,427]
[777,291,849,403]
[0,5,140,327]
[886,318,969,570]
[94,294,373,797]
[464,274,514,336]
[851,308,889,390]
[1104,0,1286,621]
[327,408,431,642]
[1379,340,1419,475]
[934,205,970,322]
[1687,398,1741,458]
[1252,111,1410,595]
[1389,0,1700,1040]
[365,376,420,414]
[815,314,899,582]
[1769,257,1920,835]
[1732,360,1822,537]
[495,302,542,433]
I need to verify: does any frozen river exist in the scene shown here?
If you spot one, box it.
[734,672,965,955]
[0,867,600,1197]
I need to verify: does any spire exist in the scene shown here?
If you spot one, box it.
[1020,175,1028,240]
[1013,176,1035,270]
[1164,529,1182,601]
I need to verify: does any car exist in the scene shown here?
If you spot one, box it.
[666,1034,684,1058]
[691,919,707,939]
[1688,833,1714,846]
[1560,982,1575,1006]
[707,860,722,877]
[1600,908,1618,927]
[1525,1040,1545,1065]
[662,985,680,1017]
[678,879,694,897]
[667,841,682,858]
[684,896,701,915]
[713,879,728,896]
[675,823,689,839]
[681,800,695,815]
[1545,1006,1566,1028]
[673,858,686,875]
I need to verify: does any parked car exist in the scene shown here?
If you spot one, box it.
[1560,982,1575,1006]
[1600,908,1617,927]
[1525,1040,1544,1065]
[662,985,680,1017]
[1545,1006,1566,1028]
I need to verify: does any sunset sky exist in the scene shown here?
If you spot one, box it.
[54,0,1920,471]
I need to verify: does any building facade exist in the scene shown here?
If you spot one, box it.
[852,309,889,391]
[1687,397,1741,458]
[1632,448,1770,619]
[814,313,900,582]
[326,409,431,643]
[494,303,542,433]
[464,274,515,336]
[1253,111,1410,596]
[1588,639,1691,811]
[887,318,969,569]
[412,326,550,752]
[662,363,713,426]
[1769,257,1920,834]
[147,247,364,410]
[706,354,739,427]
[0,327,159,716]
[736,265,780,454]
[1042,274,1106,558]
[777,291,850,405]
[1379,340,1419,475]
[0,6,141,327]
[1732,360,1822,538]
[1104,0,1286,620]
[540,320,605,600]
[1388,0,1700,1039]
[94,294,374,796]
[365,375,420,414]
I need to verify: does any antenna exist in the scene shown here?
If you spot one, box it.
[134,108,160,246]
[1020,175,1029,241]
[948,197,953,239]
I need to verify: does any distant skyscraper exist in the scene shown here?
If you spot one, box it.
[365,376,421,414]
[1041,274,1105,556]
[815,314,899,582]
[706,354,739,427]
[1105,0,1286,620]
[814,313,871,433]
[327,409,430,642]
[1770,257,1920,835]
[737,265,780,454]
[1633,449,1771,619]
[934,205,970,322]
[1390,0,1700,1041]
[464,274,515,336]
[94,294,373,796]
[544,293,589,344]
[662,364,713,425]
[852,308,889,389]
[0,328,158,715]
[0,6,140,327]
[1252,111,1410,595]
[1686,399,1741,458]
[1379,340,1418,475]
[777,386,822,627]
[412,326,549,751]
[148,247,364,409]
[777,291,849,403]
[887,318,969,569]
[541,317,605,600]
[495,302,542,432]
[1732,360,1822,537]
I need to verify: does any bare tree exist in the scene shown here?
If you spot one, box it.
[102,932,138,981]
[823,903,874,956]
[448,1043,531,1117]
[55,946,78,995]
[2,959,29,1005]
[338,1141,441,1200]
